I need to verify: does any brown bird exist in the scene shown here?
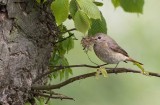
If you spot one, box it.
[92,33,143,66]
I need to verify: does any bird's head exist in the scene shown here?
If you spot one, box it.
[92,33,107,44]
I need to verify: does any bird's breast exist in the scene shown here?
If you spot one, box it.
[93,44,128,64]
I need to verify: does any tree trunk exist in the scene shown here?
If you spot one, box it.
[0,0,58,104]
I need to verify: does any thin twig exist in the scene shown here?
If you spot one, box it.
[53,34,74,45]
[33,64,108,83]
[34,92,74,100]
[60,28,76,34]
[32,68,160,90]
[45,90,53,104]
[42,90,62,96]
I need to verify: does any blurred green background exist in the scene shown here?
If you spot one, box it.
[52,0,160,105]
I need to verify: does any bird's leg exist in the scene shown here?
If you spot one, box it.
[113,63,119,74]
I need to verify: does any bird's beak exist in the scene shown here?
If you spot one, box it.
[90,37,97,44]
[91,37,97,40]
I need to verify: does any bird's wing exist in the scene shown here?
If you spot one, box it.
[106,36,129,57]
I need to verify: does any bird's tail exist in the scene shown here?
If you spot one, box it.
[126,57,143,65]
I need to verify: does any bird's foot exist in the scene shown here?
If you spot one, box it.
[112,63,119,74]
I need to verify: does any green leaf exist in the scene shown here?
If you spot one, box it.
[34,98,45,105]
[50,54,61,66]
[58,43,67,56]
[51,71,58,79]
[51,0,69,25]
[112,0,144,13]
[119,0,144,13]
[76,0,101,19]
[133,62,145,73]
[36,0,41,4]
[60,70,65,80]
[65,68,72,79]
[93,1,103,6]
[36,0,46,4]
[65,69,69,79]
[25,102,31,105]
[69,0,78,18]
[88,13,107,35]
[98,67,108,78]
[62,37,74,53]
[50,55,73,80]
[68,68,73,75]
[74,10,90,33]
[60,57,73,80]
[111,0,120,8]
[63,58,72,79]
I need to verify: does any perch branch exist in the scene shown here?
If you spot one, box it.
[32,67,160,90]
[33,64,108,83]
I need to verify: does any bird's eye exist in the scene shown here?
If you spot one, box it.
[98,36,101,39]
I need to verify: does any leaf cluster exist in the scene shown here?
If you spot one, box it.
[50,0,107,34]
[49,25,75,81]
[36,0,144,34]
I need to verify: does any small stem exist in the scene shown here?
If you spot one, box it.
[60,28,76,34]
[45,90,53,104]
[53,34,74,45]
[34,92,74,100]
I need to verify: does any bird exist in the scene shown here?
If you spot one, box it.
[92,33,143,66]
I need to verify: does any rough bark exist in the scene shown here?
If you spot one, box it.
[0,0,58,104]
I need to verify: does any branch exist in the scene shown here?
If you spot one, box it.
[53,34,74,45]
[53,28,77,45]
[60,28,76,34]
[39,94,74,100]
[33,92,74,100]
[33,64,108,83]
[32,68,160,90]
